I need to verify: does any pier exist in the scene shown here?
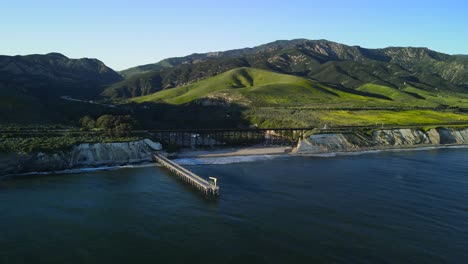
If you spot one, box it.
[153,153,219,196]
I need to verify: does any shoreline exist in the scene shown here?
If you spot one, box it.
[0,162,160,179]
[176,146,293,158]
[2,144,467,178]
[294,143,468,156]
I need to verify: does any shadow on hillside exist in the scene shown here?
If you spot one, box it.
[7,96,250,129]
[319,82,393,100]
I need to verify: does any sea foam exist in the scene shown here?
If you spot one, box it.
[173,154,284,165]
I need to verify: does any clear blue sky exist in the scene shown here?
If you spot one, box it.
[2,0,467,70]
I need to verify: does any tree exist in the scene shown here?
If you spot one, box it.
[95,115,135,137]
[79,116,96,130]
[96,115,114,130]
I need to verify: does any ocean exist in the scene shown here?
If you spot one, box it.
[1,147,467,263]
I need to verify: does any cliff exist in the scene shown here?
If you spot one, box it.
[0,139,162,176]
[294,128,468,154]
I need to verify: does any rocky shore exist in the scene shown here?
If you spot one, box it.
[0,139,162,176]
[1,127,467,177]
[294,127,468,154]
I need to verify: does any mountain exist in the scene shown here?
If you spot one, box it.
[104,58,249,98]
[0,53,122,99]
[0,53,123,124]
[130,67,468,128]
[2,40,468,127]
[132,67,468,109]
[109,39,468,99]
[118,39,309,78]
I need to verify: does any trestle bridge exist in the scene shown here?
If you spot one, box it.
[142,128,312,148]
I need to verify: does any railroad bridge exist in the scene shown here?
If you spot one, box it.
[144,128,312,148]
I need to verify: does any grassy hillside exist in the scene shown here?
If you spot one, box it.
[130,67,468,128]
[114,39,468,101]
[246,108,468,128]
[132,67,336,105]
[133,67,468,108]
[356,84,439,107]
[104,58,249,98]
[402,86,468,107]
[133,67,384,107]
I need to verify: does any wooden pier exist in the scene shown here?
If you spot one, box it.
[153,153,219,196]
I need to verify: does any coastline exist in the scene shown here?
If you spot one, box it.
[294,143,468,156]
[2,143,467,178]
[0,162,160,179]
[172,143,468,166]
[176,146,293,158]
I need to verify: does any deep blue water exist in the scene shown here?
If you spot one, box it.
[1,148,467,263]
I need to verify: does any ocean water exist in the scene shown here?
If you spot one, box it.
[0,148,467,263]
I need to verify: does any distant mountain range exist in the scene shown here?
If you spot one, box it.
[105,39,468,98]
[1,39,468,126]
[2,39,468,101]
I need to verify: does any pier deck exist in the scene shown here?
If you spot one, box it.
[153,154,219,196]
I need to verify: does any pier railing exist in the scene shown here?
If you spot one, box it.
[153,153,219,196]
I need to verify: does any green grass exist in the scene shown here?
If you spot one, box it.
[245,108,468,128]
[356,84,440,107]
[402,86,468,108]
[132,67,328,105]
[130,67,468,128]
[318,110,468,126]
[132,67,468,109]
[132,67,403,108]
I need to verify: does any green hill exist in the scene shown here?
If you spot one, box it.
[132,67,468,109]
[356,84,439,107]
[132,67,335,105]
[130,67,468,128]
[134,68,379,107]
[3,40,468,128]
[112,39,468,100]
[402,86,468,108]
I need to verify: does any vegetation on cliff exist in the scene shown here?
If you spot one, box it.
[0,133,140,154]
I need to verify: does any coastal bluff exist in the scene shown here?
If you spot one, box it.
[294,127,468,154]
[0,139,162,176]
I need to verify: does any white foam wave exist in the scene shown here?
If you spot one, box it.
[296,153,337,158]
[8,162,158,177]
[6,145,466,177]
[173,154,283,165]
[336,145,468,156]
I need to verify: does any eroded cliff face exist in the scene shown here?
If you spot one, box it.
[294,128,468,154]
[0,139,162,176]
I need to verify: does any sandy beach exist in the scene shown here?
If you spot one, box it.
[176,146,293,158]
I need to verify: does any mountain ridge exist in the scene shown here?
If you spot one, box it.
[108,39,468,99]
[0,53,123,124]
[0,52,122,98]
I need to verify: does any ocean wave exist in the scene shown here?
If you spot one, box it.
[295,153,337,158]
[336,145,468,156]
[173,154,284,165]
[6,145,466,177]
[8,162,158,177]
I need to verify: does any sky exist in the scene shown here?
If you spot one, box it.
[1,0,468,70]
